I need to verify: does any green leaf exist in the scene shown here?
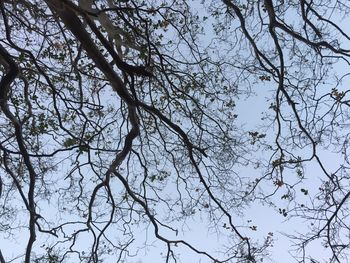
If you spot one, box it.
[63,138,77,148]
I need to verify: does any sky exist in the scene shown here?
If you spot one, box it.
[1,1,350,263]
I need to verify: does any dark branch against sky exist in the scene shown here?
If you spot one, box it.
[0,0,350,262]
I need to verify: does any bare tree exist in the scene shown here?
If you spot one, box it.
[0,0,350,262]
[219,0,350,262]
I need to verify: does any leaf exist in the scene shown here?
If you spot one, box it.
[250,225,257,231]
[63,138,77,148]
[300,188,308,195]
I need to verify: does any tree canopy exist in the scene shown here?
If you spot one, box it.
[1,0,350,262]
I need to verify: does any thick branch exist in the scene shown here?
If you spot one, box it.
[0,44,37,263]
